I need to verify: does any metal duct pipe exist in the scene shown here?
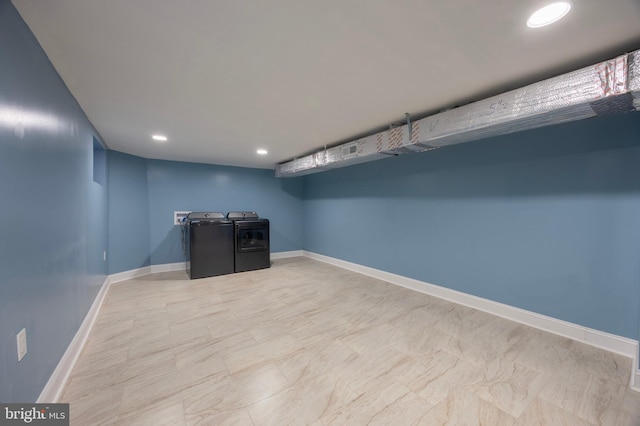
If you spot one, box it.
[276,50,640,178]
[631,51,640,109]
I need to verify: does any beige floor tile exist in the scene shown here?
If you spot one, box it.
[67,383,125,426]
[275,340,359,384]
[418,388,516,426]
[538,369,626,424]
[285,315,354,347]
[60,258,639,425]
[247,373,357,425]
[118,369,191,415]
[612,396,640,426]
[465,358,549,417]
[245,319,288,343]
[71,344,129,377]
[331,345,410,395]
[257,333,304,360]
[222,337,273,375]
[199,330,258,360]
[511,328,575,376]
[168,320,212,346]
[130,311,171,333]
[63,366,126,402]
[207,316,247,340]
[444,327,526,368]
[402,349,483,406]
[563,342,632,387]
[322,380,418,424]
[366,391,434,426]
[432,304,493,338]
[116,400,186,426]
[338,323,397,354]
[87,318,134,348]
[388,324,458,357]
[514,398,595,426]
[118,349,177,386]
[185,409,254,426]
[181,363,289,416]
[617,389,640,425]
[348,353,418,397]
[173,340,228,383]
[127,332,176,361]
[194,295,226,315]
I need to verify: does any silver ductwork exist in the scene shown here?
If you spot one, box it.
[276,49,640,178]
[631,51,640,109]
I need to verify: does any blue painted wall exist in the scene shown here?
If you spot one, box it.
[3,0,640,401]
[108,151,150,274]
[0,0,108,402]
[304,112,640,340]
[145,159,304,268]
[107,158,304,274]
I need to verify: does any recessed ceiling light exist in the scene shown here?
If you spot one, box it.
[527,1,572,28]
[152,134,168,142]
[257,149,268,155]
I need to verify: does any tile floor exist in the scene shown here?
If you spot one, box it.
[61,257,640,425]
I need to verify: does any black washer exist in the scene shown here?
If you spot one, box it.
[185,212,234,279]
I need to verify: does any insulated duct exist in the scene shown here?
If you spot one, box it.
[631,50,640,109]
[276,49,640,178]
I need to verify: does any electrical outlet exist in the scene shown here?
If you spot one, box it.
[17,328,27,361]
[103,250,107,261]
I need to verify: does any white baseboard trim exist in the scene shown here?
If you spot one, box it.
[303,250,640,389]
[109,251,300,283]
[634,344,640,391]
[633,369,640,392]
[37,276,111,403]
[109,265,151,284]
[271,250,304,259]
[150,261,187,273]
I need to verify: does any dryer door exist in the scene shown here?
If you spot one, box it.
[236,223,269,252]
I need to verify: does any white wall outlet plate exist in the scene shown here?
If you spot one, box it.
[174,211,191,225]
[17,328,27,361]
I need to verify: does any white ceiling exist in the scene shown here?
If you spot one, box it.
[11,0,640,170]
